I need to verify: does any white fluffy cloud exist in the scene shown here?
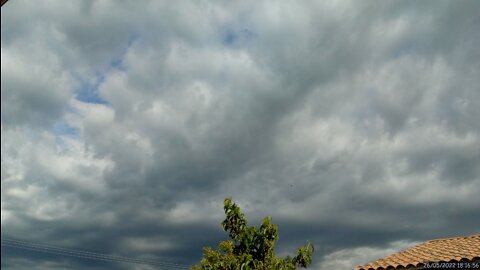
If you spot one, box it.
[317,240,420,270]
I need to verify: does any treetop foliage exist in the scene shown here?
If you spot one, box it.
[190,197,314,270]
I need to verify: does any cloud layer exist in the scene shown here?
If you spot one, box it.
[2,1,480,269]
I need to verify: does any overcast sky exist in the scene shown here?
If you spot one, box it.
[1,1,479,269]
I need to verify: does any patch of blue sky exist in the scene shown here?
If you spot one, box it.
[52,120,80,149]
[223,30,237,45]
[221,26,257,46]
[72,34,139,105]
[73,71,108,105]
[109,33,138,70]
[109,56,126,71]
[53,120,78,137]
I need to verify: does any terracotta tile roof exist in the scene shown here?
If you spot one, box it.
[355,234,480,270]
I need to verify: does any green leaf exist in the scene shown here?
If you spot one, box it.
[190,198,315,270]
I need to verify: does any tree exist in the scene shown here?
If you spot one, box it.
[190,198,314,270]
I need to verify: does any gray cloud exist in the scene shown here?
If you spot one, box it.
[2,1,480,270]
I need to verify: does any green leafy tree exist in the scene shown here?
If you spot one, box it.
[191,198,314,270]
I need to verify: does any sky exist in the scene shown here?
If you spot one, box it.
[1,0,479,269]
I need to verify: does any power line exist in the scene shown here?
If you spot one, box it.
[1,237,191,270]
[2,237,188,266]
[1,238,190,269]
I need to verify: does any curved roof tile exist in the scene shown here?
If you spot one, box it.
[355,234,480,270]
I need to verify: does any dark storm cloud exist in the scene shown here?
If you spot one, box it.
[2,1,479,270]
[1,47,71,128]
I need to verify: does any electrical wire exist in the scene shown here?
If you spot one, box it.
[1,238,190,269]
[1,239,190,269]
[2,237,188,267]
[1,237,192,270]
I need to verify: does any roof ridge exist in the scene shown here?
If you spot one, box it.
[355,234,480,270]
[427,233,480,242]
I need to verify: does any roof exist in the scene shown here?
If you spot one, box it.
[355,234,480,270]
